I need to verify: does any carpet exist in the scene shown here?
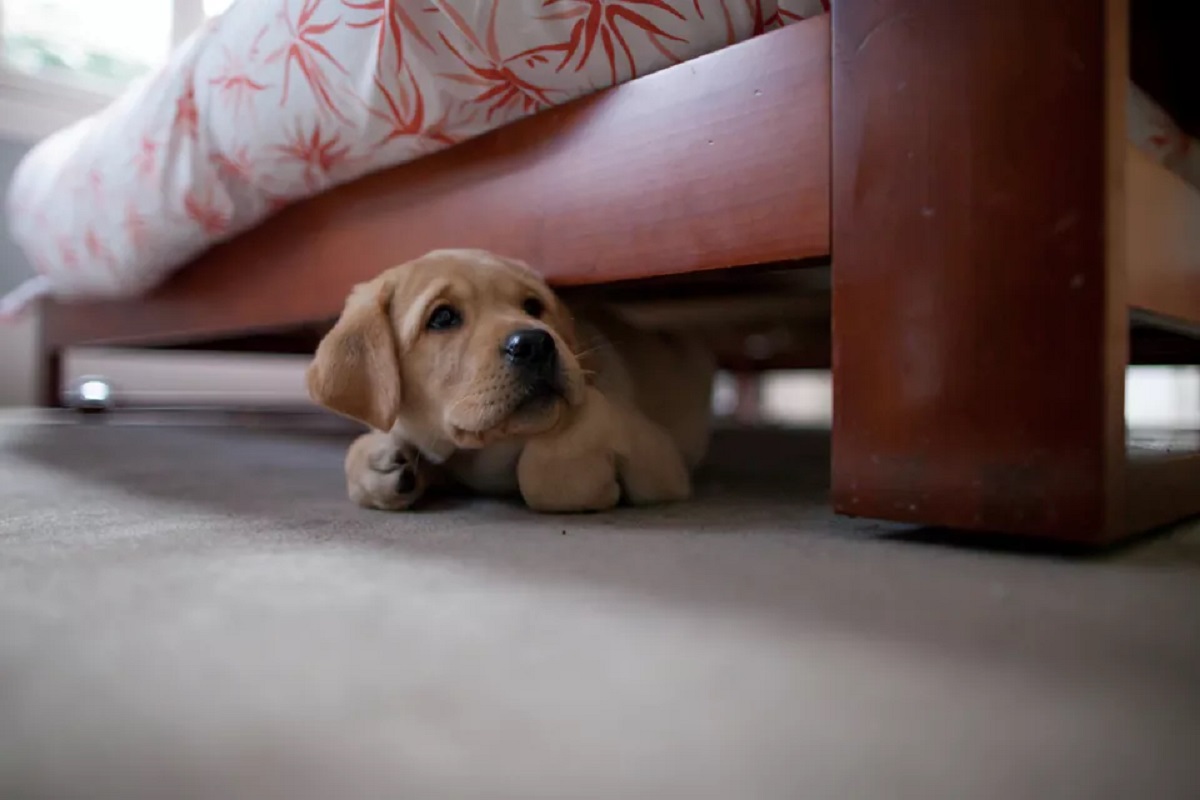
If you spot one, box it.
[1,414,1198,799]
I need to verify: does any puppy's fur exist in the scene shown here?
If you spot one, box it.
[307,249,715,513]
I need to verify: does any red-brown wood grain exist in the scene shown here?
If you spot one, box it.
[42,15,830,350]
[831,0,1131,541]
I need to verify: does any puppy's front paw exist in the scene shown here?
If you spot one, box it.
[346,433,428,511]
[517,439,620,513]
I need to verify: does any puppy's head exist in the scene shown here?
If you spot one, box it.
[307,249,585,456]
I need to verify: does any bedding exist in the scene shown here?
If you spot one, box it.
[2,0,1197,314]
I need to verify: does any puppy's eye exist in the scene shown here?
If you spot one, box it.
[522,297,545,318]
[426,304,462,331]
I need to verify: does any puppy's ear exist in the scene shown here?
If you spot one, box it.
[307,280,401,431]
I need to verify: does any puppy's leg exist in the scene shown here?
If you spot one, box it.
[612,406,692,506]
[517,387,691,512]
[344,430,436,511]
[517,388,621,513]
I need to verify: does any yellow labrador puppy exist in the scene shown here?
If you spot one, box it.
[306,249,715,512]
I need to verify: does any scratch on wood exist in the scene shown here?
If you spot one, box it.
[855,12,914,56]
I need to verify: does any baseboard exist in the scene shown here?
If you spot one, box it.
[63,347,312,408]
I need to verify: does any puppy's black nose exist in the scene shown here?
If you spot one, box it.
[504,329,557,374]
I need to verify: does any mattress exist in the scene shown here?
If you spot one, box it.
[2,0,1197,313]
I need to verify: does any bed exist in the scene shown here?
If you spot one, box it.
[5,0,1199,544]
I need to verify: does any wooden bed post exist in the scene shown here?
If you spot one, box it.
[39,349,62,408]
[830,0,1131,541]
[35,306,63,408]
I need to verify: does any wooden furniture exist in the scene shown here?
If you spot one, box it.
[37,0,1200,544]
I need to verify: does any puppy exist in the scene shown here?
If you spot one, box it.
[306,249,715,513]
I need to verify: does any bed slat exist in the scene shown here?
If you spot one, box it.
[1126,144,1200,329]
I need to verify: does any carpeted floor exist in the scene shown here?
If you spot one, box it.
[1,413,1199,800]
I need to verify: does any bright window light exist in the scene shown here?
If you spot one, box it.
[2,0,172,86]
[203,0,234,18]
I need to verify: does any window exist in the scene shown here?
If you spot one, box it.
[0,0,227,91]
[203,0,234,17]
[0,0,227,139]
[2,0,172,87]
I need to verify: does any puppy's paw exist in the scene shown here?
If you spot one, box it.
[619,458,691,506]
[346,433,428,511]
[517,439,620,513]
[615,432,692,507]
[521,473,621,513]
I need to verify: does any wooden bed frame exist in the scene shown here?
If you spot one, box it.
[35,0,1200,545]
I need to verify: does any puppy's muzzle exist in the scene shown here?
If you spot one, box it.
[504,328,561,397]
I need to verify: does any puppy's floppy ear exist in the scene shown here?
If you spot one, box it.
[306,280,401,431]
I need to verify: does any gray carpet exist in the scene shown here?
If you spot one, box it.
[1,414,1199,800]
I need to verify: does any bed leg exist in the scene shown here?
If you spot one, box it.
[38,348,63,408]
[35,305,64,408]
[732,373,763,425]
[830,0,1134,543]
